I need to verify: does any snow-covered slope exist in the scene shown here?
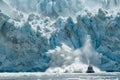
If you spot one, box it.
[0,0,120,72]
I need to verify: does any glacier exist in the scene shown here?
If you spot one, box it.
[0,0,120,72]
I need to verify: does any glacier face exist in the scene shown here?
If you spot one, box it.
[0,13,51,72]
[0,0,120,72]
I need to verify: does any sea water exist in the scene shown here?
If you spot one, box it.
[0,72,119,80]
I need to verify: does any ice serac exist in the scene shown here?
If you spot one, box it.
[37,0,84,17]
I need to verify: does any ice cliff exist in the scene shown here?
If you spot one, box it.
[0,0,120,72]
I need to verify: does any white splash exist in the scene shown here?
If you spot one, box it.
[46,35,101,73]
